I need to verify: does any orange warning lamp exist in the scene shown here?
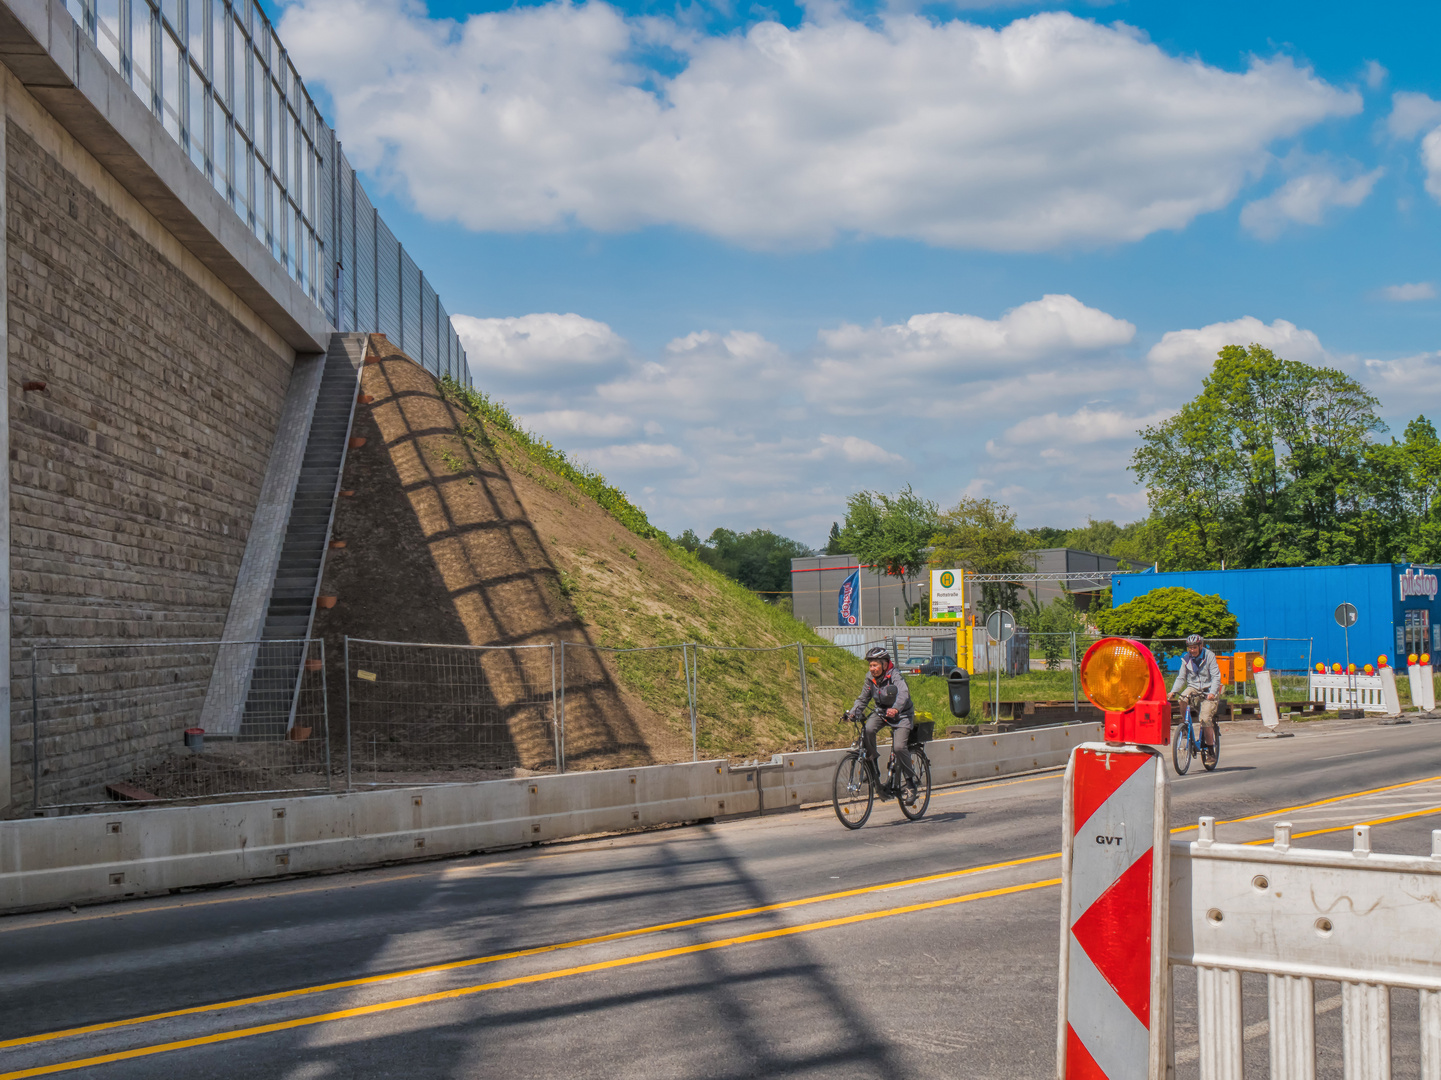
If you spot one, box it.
[1079,637,1170,745]
[1363,664,1374,675]
[1424,654,1432,666]
[1315,662,1325,673]
[1252,656,1264,672]
[1409,653,1419,666]
[1379,655,1390,669]
[1347,663,1357,674]
[1332,663,1343,674]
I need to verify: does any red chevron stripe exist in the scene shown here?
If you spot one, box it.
[1065,1022,1109,1079]
[1070,846,1154,1026]
[1072,747,1151,833]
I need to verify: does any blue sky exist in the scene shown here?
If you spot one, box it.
[275,0,1441,546]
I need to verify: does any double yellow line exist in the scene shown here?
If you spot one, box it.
[5,773,1439,1078]
[0,876,1059,1080]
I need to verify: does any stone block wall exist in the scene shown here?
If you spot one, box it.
[5,105,296,812]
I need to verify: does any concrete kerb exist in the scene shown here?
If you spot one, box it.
[0,724,1101,913]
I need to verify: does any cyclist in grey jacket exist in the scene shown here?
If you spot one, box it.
[849,646,916,793]
[1169,634,1222,745]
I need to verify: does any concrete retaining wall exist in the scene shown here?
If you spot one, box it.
[0,723,1100,913]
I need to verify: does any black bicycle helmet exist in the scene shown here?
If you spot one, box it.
[865,646,890,664]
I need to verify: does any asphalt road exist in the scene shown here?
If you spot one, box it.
[3,716,1441,1079]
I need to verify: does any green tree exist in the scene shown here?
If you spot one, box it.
[1027,526,1069,547]
[930,497,1034,612]
[1132,344,1385,569]
[691,528,813,599]
[824,521,844,555]
[836,486,940,616]
[1094,587,1238,657]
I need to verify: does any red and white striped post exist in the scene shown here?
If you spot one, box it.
[1057,638,1172,1079]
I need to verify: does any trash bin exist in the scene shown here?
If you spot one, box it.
[946,668,971,719]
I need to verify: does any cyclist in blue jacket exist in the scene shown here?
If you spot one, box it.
[1169,633,1221,747]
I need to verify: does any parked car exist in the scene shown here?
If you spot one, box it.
[909,655,960,677]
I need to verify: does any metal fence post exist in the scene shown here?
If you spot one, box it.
[559,641,566,773]
[1071,632,1079,712]
[796,642,812,750]
[317,638,333,791]
[551,642,562,774]
[343,635,352,792]
[31,644,39,815]
[685,642,697,762]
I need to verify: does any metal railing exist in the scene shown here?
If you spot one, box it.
[23,638,332,812]
[1170,817,1441,1078]
[57,0,471,384]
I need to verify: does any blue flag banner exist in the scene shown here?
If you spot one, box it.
[838,568,861,626]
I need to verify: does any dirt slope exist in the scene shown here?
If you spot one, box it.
[312,335,864,771]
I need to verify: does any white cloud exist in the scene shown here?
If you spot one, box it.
[1239,167,1383,238]
[280,1,1357,251]
[453,313,628,375]
[804,294,1136,411]
[1362,353,1441,414]
[812,434,905,464]
[598,330,790,421]
[1380,282,1437,302]
[1423,128,1441,204]
[1003,406,1176,445]
[1363,61,1387,91]
[586,442,692,470]
[1386,92,1441,139]
[453,301,1437,541]
[815,295,1135,368]
[517,409,638,438]
[1147,316,1329,370]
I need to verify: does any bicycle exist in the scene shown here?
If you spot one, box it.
[832,711,933,829]
[1171,695,1220,775]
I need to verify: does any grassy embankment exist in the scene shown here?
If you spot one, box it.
[441,377,875,759]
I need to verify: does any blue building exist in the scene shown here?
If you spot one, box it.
[1111,563,1441,671]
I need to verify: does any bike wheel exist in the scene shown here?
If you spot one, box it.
[833,752,874,829]
[1172,721,1192,775]
[1202,726,1220,772]
[898,752,931,821]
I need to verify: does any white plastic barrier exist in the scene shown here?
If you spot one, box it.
[0,723,1100,913]
[1170,818,1441,1079]
[1310,673,1389,713]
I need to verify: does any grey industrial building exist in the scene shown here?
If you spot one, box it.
[790,547,1120,628]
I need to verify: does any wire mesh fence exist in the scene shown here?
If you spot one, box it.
[690,645,814,761]
[23,639,331,813]
[344,639,558,787]
[13,629,1348,816]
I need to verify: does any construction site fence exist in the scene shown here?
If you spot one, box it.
[21,639,332,815]
[17,633,1352,815]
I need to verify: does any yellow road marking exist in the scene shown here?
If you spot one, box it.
[0,850,1059,1051]
[1241,804,1441,845]
[1169,773,1441,834]
[0,877,1060,1080]
[7,764,1436,1060]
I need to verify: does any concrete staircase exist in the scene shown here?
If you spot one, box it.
[238,334,365,738]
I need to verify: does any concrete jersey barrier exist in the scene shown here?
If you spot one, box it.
[0,723,1100,913]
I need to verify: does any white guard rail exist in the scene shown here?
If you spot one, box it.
[1309,673,1389,713]
[1170,817,1441,1079]
[0,723,1100,913]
